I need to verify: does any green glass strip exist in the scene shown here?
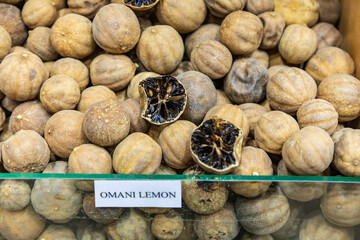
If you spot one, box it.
[0,173,359,183]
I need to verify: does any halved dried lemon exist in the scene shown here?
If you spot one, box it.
[138,75,187,125]
[124,0,159,11]
[191,118,243,174]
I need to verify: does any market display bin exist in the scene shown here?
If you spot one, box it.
[0,0,360,239]
[0,174,360,240]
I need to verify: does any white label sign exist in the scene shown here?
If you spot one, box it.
[94,180,182,208]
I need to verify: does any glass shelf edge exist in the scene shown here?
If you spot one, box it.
[0,173,359,183]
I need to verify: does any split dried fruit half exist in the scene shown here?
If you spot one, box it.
[125,0,159,10]
[139,75,187,125]
[191,118,243,174]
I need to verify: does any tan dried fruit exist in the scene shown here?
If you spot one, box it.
[50,57,89,91]
[312,22,342,49]
[69,144,113,191]
[267,65,289,79]
[185,23,220,58]
[194,203,240,240]
[40,75,81,113]
[0,50,47,101]
[51,13,96,59]
[277,160,328,202]
[0,26,11,61]
[90,54,136,91]
[113,132,162,174]
[274,0,319,26]
[306,47,355,83]
[83,100,130,146]
[0,205,46,240]
[300,211,354,240]
[151,210,184,240]
[297,99,338,135]
[0,3,27,46]
[258,11,285,49]
[246,0,274,15]
[25,27,59,61]
[8,46,29,54]
[159,120,196,169]
[331,127,353,143]
[45,110,88,158]
[9,100,50,136]
[320,182,360,227]
[204,0,246,18]
[317,74,360,122]
[235,185,290,235]
[92,4,140,54]
[0,180,31,211]
[37,225,76,240]
[318,0,340,24]
[266,67,317,115]
[272,200,305,239]
[136,25,184,74]
[106,209,153,240]
[282,126,334,175]
[22,0,57,29]
[239,103,268,131]
[2,130,50,173]
[31,161,83,223]
[191,40,232,80]
[78,86,117,113]
[279,24,317,64]
[219,10,263,55]
[1,96,21,112]
[254,111,299,155]
[333,129,360,177]
[230,146,273,198]
[156,0,207,34]
[68,0,107,19]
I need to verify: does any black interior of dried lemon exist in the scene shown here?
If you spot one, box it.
[139,75,187,125]
[125,0,157,7]
[191,119,242,173]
